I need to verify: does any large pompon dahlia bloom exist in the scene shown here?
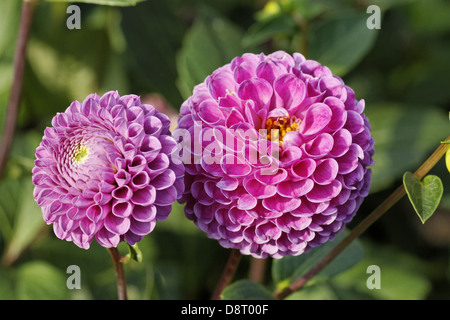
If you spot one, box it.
[32,91,184,249]
[174,51,374,259]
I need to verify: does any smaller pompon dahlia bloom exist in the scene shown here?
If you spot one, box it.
[174,51,374,259]
[32,91,184,249]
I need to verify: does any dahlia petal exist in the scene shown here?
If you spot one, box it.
[129,218,156,236]
[96,227,121,248]
[262,194,301,213]
[155,185,177,206]
[86,204,107,223]
[207,68,236,100]
[306,180,342,203]
[330,129,352,157]
[112,185,133,201]
[221,154,252,177]
[345,110,365,135]
[274,73,306,110]
[277,179,314,198]
[324,96,347,131]
[104,214,130,235]
[228,207,254,226]
[132,205,157,222]
[254,168,288,185]
[112,200,133,218]
[237,194,257,210]
[130,171,151,189]
[303,133,334,158]
[198,99,224,125]
[291,158,316,179]
[336,144,361,174]
[225,108,245,127]
[80,217,97,237]
[131,185,156,206]
[256,59,285,84]
[312,158,339,185]
[217,175,239,191]
[243,176,277,199]
[299,103,332,136]
[238,78,273,111]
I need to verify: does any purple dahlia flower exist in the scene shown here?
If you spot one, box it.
[32,91,184,249]
[174,51,374,258]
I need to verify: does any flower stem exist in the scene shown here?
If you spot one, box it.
[211,249,242,300]
[107,247,128,300]
[274,136,450,300]
[0,0,37,178]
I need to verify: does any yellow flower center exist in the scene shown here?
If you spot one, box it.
[265,116,301,145]
[73,145,89,163]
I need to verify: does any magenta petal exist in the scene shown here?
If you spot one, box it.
[207,69,236,99]
[303,133,334,158]
[96,227,120,248]
[198,99,224,125]
[336,144,361,174]
[306,180,342,203]
[217,175,239,191]
[221,154,252,177]
[155,185,177,206]
[291,158,316,179]
[274,73,306,110]
[131,185,156,206]
[330,129,352,157]
[243,176,277,199]
[225,108,245,127]
[237,194,257,210]
[345,110,365,135]
[238,78,273,111]
[262,194,301,213]
[104,214,130,235]
[129,218,156,236]
[312,158,339,185]
[324,96,347,131]
[112,200,133,218]
[299,103,332,136]
[254,168,288,185]
[277,179,314,198]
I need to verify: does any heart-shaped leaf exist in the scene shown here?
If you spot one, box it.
[403,172,444,223]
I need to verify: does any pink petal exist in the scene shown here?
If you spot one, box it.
[274,73,306,110]
[262,193,301,213]
[238,78,273,111]
[277,179,314,198]
[299,103,332,136]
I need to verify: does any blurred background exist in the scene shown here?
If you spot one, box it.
[0,0,449,299]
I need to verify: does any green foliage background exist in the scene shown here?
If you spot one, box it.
[0,0,449,299]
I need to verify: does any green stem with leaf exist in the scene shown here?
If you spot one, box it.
[274,136,450,299]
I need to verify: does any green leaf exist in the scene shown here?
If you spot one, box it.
[403,172,444,223]
[366,103,449,193]
[309,14,379,76]
[242,13,296,48]
[2,178,46,267]
[221,280,274,300]
[16,261,68,300]
[44,0,146,6]
[122,243,143,264]
[272,229,364,292]
[176,9,246,100]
